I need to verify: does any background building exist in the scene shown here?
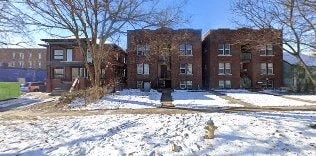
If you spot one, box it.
[202,28,283,89]
[126,28,203,90]
[41,39,126,93]
[0,48,47,82]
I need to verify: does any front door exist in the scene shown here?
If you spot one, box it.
[160,65,167,78]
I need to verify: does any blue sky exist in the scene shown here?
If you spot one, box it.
[31,0,236,48]
[183,0,236,34]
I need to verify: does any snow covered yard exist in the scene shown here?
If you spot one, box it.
[0,111,315,155]
[172,90,243,108]
[218,90,316,107]
[69,89,162,110]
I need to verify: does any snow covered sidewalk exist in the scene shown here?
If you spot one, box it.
[69,89,162,110]
[0,112,315,155]
[172,90,243,108]
[218,90,316,107]
[260,90,316,103]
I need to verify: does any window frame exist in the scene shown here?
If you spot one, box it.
[218,44,231,56]
[218,63,232,75]
[260,44,274,56]
[53,50,64,60]
[137,44,150,56]
[179,63,193,75]
[179,44,193,56]
[218,80,225,89]
[137,63,150,75]
[267,63,273,75]
[53,68,65,79]
[179,80,193,90]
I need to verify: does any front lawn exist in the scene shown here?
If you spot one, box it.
[0,82,20,101]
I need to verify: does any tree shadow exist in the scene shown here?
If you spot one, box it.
[0,98,40,112]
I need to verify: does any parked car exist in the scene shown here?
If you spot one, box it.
[20,82,46,92]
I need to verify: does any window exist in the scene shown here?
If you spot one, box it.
[53,50,64,60]
[137,64,149,75]
[137,81,143,89]
[19,61,24,68]
[180,81,193,89]
[218,63,232,75]
[218,44,231,55]
[38,62,41,68]
[219,80,231,89]
[54,68,64,79]
[225,80,231,88]
[38,53,42,59]
[87,51,92,63]
[179,44,193,55]
[266,80,274,88]
[267,63,273,75]
[29,53,32,59]
[137,44,150,56]
[260,44,273,56]
[12,52,15,59]
[66,49,73,62]
[19,53,24,59]
[180,64,193,75]
[29,61,32,68]
[261,63,273,75]
[219,80,225,88]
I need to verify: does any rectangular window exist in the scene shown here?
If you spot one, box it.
[137,64,149,75]
[66,49,73,62]
[219,80,231,89]
[218,63,225,75]
[38,53,42,59]
[29,53,32,59]
[54,68,64,79]
[54,50,64,60]
[219,80,225,88]
[261,63,267,75]
[137,81,143,89]
[137,44,150,56]
[12,52,15,59]
[19,61,24,68]
[260,44,274,56]
[225,44,231,55]
[179,44,193,56]
[266,80,274,88]
[267,63,273,75]
[38,62,41,68]
[180,81,193,89]
[218,44,231,55]
[180,64,193,75]
[20,53,24,59]
[29,61,32,68]
[179,44,186,55]
[225,80,231,89]
[218,63,231,75]
[225,63,231,74]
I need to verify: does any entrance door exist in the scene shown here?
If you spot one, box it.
[160,65,167,78]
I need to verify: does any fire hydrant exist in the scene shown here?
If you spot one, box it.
[204,118,218,139]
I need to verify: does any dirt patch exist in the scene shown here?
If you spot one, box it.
[210,91,256,107]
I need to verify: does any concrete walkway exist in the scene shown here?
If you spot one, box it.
[160,89,174,107]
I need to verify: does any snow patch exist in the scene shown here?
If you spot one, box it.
[69,89,162,110]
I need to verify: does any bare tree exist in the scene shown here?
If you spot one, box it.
[0,0,30,46]
[233,0,316,89]
[19,0,185,98]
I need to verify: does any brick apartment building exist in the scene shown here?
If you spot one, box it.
[0,48,46,69]
[126,28,203,90]
[202,28,283,89]
[41,39,126,93]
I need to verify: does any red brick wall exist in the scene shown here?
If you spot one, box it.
[0,48,46,69]
[127,29,203,89]
[202,28,283,89]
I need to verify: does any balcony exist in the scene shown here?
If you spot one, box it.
[241,53,252,62]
